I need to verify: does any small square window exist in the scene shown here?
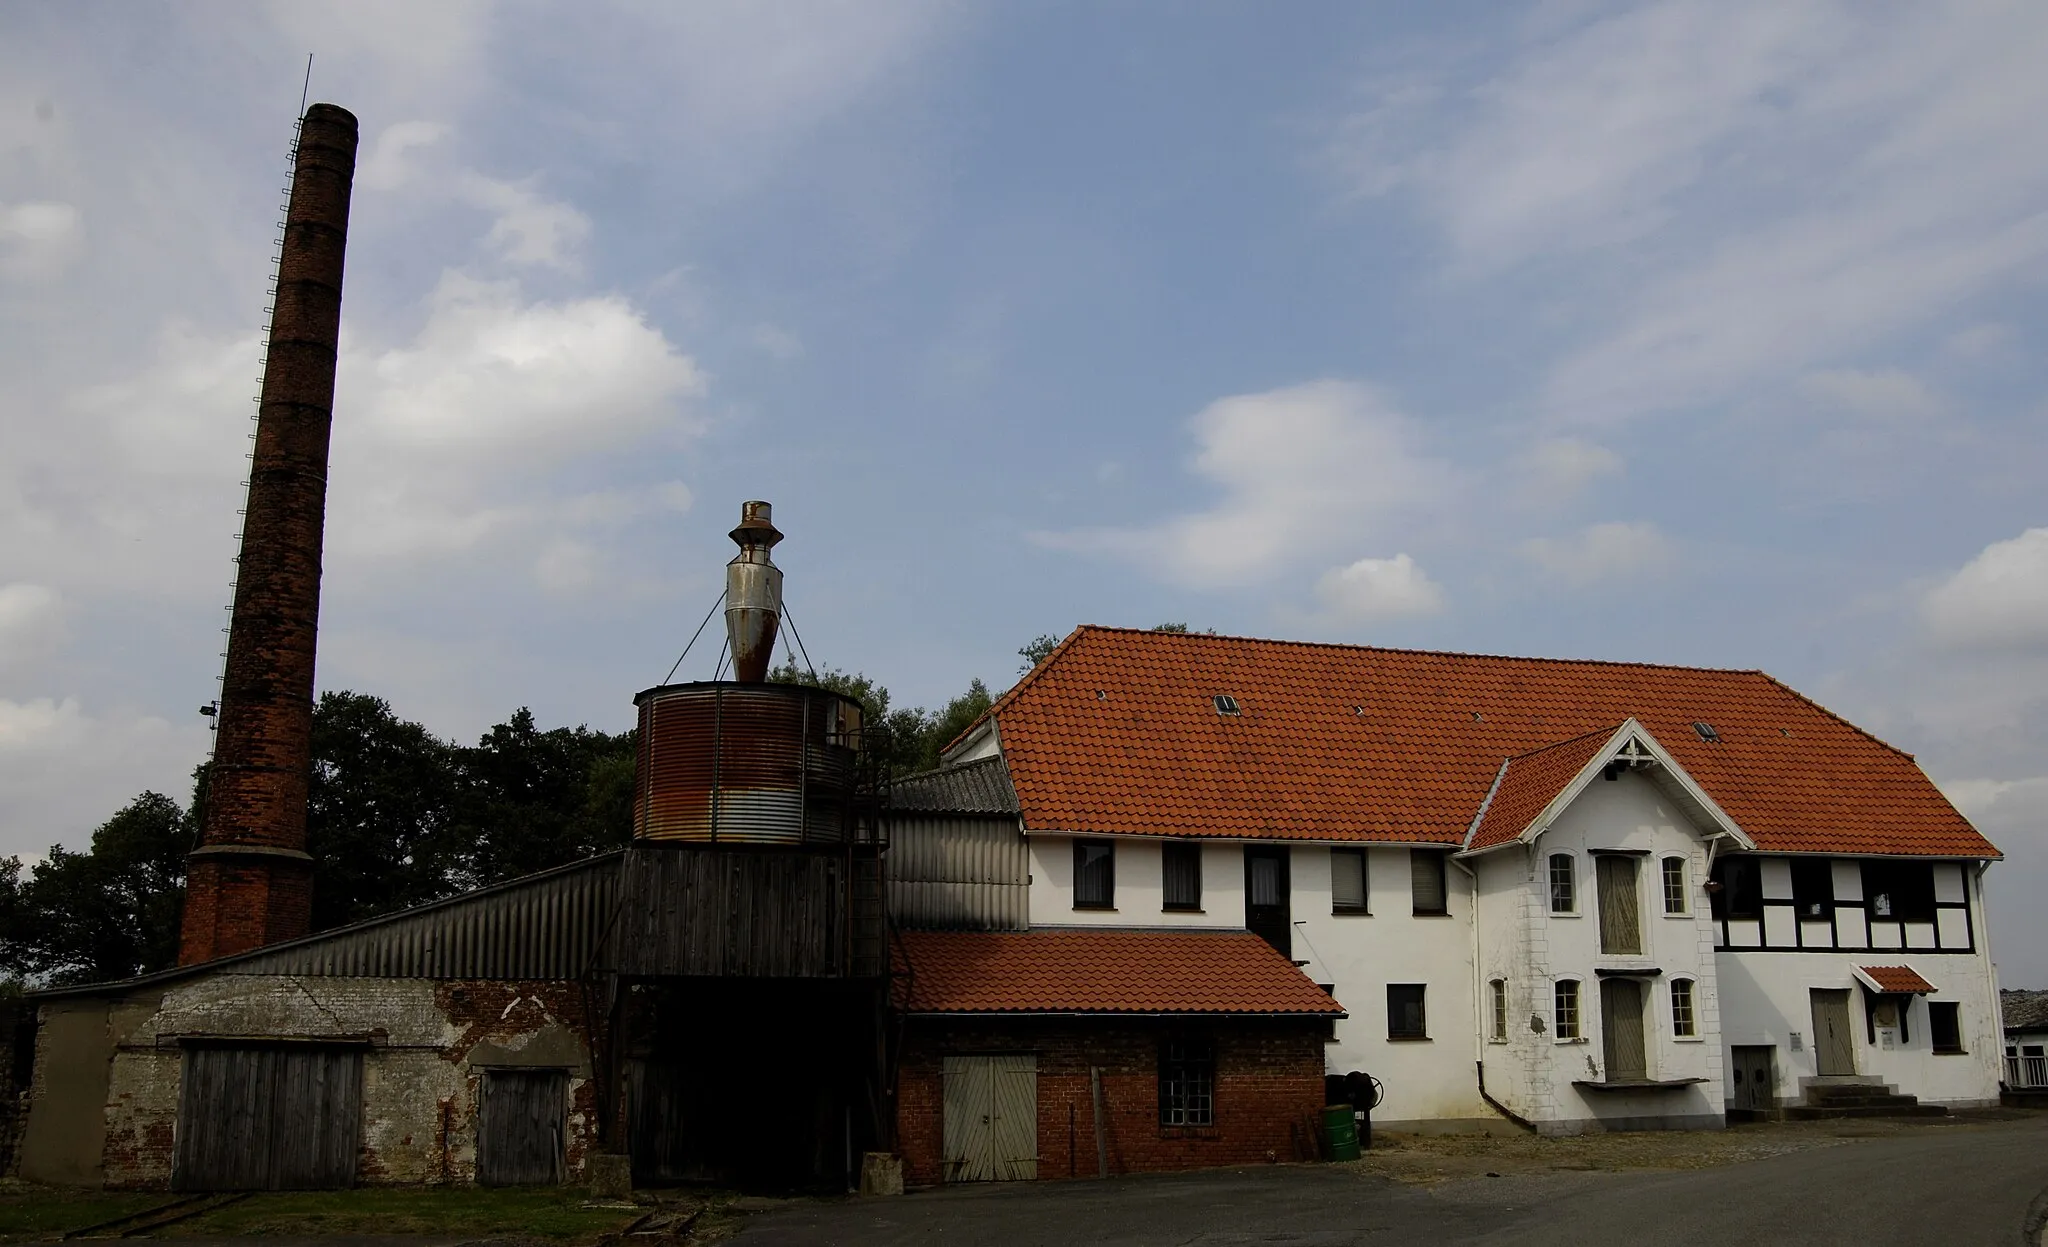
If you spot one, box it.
[1158,1038,1215,1126]
[1411,850,1448,916]
[1661,856,1688,915]
[1074,840,1115,909]
[1930,1002,1964,1054]
[1670,978,1697,1037]
[1332,848,1368,914]
[1387,984,1428,1040]
[1549,853,1576,913]
[1163,841,1202,911]
[1554,979,1581,1040]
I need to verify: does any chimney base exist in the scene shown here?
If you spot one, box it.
[179,849,314,964]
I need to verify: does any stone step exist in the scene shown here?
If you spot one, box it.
[1804,1093,1922,1108]
[1782,1103,1949,1120]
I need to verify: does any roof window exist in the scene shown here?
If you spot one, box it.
[1095,690,1108,700]
[1213,694,1242,716]
[1692,721,1720,742]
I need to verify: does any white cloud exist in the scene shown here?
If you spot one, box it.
[1520,520,1671,585]
[1314,554,1446,622]
[357,120,452,191]
[1521,438,1622,500]
[1923,528,2048,651]
[0,584,65,669]
[1035,380,1452,589]
[0,200,83,278]
[0,697,206,855]
[1334,1,2048,423]
[1799,368,1947,423]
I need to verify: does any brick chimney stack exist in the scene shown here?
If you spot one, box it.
[179,103,357,964]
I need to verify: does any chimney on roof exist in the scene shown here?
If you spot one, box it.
[179,103,357,965]
[724,500,783,682]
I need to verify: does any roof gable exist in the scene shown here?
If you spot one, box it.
[985,626,1996,859]
[1464,720,1752,853]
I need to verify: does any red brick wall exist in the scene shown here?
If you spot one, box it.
[896,1018,1330,1185]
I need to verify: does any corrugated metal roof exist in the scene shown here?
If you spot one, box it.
[891,757,1019,815]
[27,853,626,999]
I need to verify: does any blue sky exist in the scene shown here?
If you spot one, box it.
[3,2,2046,981]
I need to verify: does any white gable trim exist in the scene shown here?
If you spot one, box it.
[1461,718,1755,856]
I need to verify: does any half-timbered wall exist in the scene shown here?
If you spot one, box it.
[1710,856,1976,953]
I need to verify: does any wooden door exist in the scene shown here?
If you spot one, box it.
[1244,847,1291,957]
[1810,989,1856,1075]
[1600,978,1647,1081]
[173,1044,362,1191]
[478,1069,568,1186]
[1730,1045,1775,1111]
[943,1055,1037,1182]
[1596,856,1642,954]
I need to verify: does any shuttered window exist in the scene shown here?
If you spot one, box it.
[1331,849,1368,914]
[1074,840,1114,909]
[1162,842,1202,911]
[1595,855,1642,954]
[1410,850,1448,916]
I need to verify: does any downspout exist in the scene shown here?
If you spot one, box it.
[1450,855,1533,1133]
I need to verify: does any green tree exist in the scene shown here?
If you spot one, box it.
[306,691,460,929]
[1017,634,1060,673]
[917,678,993,771]
[448,709,636,890]
[769,658,929,777]
[5,792,191,984]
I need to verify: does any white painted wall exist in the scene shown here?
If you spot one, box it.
[1026,834,1243,928]
[1489,770,1725,1132]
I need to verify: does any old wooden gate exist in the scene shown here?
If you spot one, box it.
[1600,978,1647,1081]
[941,1055,1037,1182]
[172,1044,363,1190]
[477,1069,568,1186]
[1810,989,1857,1076]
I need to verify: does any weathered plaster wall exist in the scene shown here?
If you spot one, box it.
[26,974,597,1190]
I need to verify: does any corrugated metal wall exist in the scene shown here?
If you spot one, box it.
[888,816,1028,931]
[233,857,622,980]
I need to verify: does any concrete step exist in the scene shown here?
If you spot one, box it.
[1782,1103,1950,1120]
[1803,1093,1922,1108]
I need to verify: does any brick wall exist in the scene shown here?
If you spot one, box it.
[896,1017,1329,1185]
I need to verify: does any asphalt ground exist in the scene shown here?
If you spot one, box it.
[728,1115,2048,1246]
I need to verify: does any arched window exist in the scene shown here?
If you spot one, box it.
[1670,978,1697,1037]
[1549,853,1576,913]
[1554,979,1582,1040]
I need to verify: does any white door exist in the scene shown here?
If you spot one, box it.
[942,1054,1037,1182]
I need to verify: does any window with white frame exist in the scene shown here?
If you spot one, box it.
[1661,856,1688,914]
[1670,978,1697,1037]
[1555,979,1582,1040]
[1489,979,1508,1043]
[1549,853,1576,913]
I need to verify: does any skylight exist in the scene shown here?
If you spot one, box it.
[1693,721,1720,742]
[1213,695,1242,716]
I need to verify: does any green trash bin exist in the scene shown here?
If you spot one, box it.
[1321,1103,1361,1161]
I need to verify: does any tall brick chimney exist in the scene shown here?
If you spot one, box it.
[179,103,358,965]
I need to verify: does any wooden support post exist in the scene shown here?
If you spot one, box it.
[1090,1066,1108,1179]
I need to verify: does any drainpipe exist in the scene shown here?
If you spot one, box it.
[1453,852,1538,1134]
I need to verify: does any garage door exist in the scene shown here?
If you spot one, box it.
[173,1044,363,1190]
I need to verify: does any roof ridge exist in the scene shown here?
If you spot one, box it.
[1070,624,1771,676]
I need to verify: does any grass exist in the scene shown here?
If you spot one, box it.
[0,1183,174,1240]
[0,1183,648,1242]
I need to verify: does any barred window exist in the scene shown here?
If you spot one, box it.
[1158,1038,1215,1126]
[1074,840,1115,909]
[1661,856,1688,915]
[1555,979,1581,1040]
[1163,841,1202,911]
[1332,848,1368,914]
[1670,978,1697,1037]
[1489,979,1508,1043]
[1549,854,1576,913]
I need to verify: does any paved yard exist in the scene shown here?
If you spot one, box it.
[726,1115,2048,1246]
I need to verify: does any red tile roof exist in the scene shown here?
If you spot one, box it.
[892,929,1345,1016]
[1857,965,1938,994]
[1466,727,1622,851]
[975,627,1996,859]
